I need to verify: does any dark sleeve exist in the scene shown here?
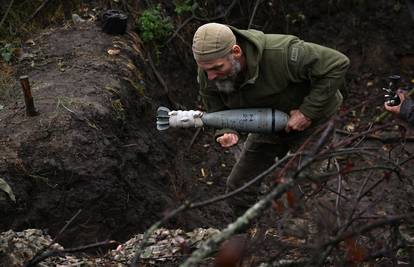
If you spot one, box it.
[400,98,414,126]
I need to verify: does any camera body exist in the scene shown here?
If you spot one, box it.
[101,10,128,35]
[383,75,401,106]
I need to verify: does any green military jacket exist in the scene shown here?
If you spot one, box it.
[197,27,350,136]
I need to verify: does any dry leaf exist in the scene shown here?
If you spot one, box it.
[25,39,35,46]
[107,48,120,56]
[345,122,355,132]
[382,144,392,151]
[0,178,15,202]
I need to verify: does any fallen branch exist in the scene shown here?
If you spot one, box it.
[23,240,116,267]
[23,209,82,267]
[323,213,414,249]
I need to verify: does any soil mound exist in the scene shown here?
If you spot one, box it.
[0,20,232,247]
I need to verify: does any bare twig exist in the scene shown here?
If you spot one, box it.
[130,203,190,267]
[330,123,393,149]
[180,169,304,267]
[28,0,52,21]
[146,52,181,110]
[23,209,83,267]
[166,15,195,44]
[335,128,414,142]
[311,213,412,267]
[334,159,343,227]
[323,213,414,248]
[129,152,294,266]
[192,0,238,21]
[166,0,238,44]
[248,0,264,29]
[277,120,330,178]
[180,123,335,267]
[24,240,116,267]
[189,153,294,209]
[398,154,414,166]
[52,209,82,244]
[0,0,14,29]
[187,128,202,151]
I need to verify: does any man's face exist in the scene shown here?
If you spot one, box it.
[197,54,241,93]
[197,54,241,81]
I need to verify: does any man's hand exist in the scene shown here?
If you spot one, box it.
[216,133,239,148]
[285,109,312,133]
[384,92,406,115]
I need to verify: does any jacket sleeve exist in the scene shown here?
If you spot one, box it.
[400,98,414,126]
[197,68,239,138]
[287,41,350,120]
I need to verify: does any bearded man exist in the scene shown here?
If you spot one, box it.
[192,23,350,215]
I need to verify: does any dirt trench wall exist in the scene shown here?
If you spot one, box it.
[0,22,195,246]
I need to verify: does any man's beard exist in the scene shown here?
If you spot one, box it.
[214,55,241,94]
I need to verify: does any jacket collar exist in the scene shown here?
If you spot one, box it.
[228,26,265,86]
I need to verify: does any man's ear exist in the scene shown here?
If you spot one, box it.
[231,45,243,58]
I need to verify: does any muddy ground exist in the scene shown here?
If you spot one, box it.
[1,0,414,265]
[0,20,234,247]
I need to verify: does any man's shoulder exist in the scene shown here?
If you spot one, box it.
[263,34,301,49]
